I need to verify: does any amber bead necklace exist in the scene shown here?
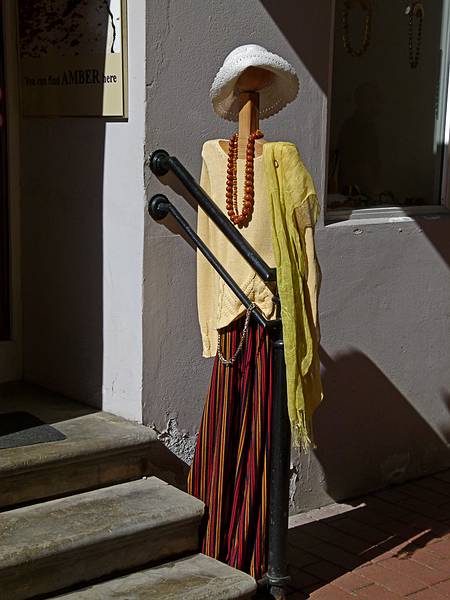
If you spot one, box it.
[408,2,424,69]
[226,129,264,227]
[342,0,372,58]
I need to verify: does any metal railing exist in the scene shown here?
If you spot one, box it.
[149,149,291,600]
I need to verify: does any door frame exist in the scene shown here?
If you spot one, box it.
[0,0,22,382]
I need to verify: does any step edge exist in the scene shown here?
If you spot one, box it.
[1,479,204,568]
[1,513,204,571]
[54,553,257,599]
[0,438,160,478]
[1,523,202,599]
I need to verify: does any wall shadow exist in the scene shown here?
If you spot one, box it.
[17,0,123,408]
[0,6,10,339]
[312,348,450,502]
[260,1,331,93]
[21,117,105,407]
[149,169,201,252]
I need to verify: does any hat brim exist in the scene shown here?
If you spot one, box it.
[210,51,299,121]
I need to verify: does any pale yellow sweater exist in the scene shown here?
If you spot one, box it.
[197,139,277,358]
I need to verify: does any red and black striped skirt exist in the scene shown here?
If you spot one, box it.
[187,315,273,580]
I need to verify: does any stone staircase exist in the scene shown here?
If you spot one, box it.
[0,383,256,599]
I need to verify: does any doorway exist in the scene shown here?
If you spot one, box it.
[0,0,21,382]
[0,2,10,340]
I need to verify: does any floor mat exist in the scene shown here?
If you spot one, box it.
[0,411,66,449]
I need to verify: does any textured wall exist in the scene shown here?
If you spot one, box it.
[144,1,450,510]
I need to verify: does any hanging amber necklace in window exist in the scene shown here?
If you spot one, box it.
[226,129,264,227]
[407,2,424,69]
[342,0,372,57]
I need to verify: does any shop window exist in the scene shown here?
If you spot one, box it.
[328,0,450,216]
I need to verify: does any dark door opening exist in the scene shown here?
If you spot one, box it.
[0,2,10,340]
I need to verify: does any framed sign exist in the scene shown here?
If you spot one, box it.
[18,0,128,117]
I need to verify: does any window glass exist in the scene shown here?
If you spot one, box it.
[328,0,449,211]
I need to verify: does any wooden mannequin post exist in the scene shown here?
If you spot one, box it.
[236,66,274,158]
[238,92,260,158]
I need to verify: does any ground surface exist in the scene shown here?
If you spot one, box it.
[287,468,450,599]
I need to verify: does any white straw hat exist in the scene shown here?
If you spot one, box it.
[210,44,299,122]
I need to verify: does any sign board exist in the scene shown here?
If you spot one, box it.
[18,0,128,117]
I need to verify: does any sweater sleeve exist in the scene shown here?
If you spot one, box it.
[289,146,320,236]
[196,153,217,358]
[289,148,322,333]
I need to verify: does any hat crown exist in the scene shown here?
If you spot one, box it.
[224,44,268,63]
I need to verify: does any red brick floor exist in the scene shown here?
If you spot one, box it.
[287,469,450,599]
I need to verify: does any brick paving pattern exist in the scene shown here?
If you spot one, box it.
[287,469,450,599]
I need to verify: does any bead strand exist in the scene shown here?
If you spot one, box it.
[225,129,264,227]
[342,0,372,58]
[408,2,423,69]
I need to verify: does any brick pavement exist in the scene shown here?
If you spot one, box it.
[287,469,450,599]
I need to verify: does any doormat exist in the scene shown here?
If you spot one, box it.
[0,411,66,449]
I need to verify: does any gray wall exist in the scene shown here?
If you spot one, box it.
[144,0,449,512]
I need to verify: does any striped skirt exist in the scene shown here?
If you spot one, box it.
[187,315,273,580]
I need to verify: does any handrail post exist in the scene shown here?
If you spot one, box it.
[268,322,291,600]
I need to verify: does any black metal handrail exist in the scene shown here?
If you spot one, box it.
[148,150,291,600]
[150,150,277,284]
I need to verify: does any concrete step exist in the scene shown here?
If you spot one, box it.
[55,554,257,600]
[0,477,204,600]
[0,382,186,508]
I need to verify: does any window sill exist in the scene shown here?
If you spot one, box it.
[325,205,450,227]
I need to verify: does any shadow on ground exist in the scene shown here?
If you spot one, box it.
[287,469,450,597]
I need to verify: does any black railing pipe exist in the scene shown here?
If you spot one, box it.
[150,150,276,284]
[267,332,291,599]
[149,194,269,329]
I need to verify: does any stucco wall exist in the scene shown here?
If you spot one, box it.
[144,0,450,511]
[20,1,146,420]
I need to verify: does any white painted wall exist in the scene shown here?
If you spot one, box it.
[102,0,146,421]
